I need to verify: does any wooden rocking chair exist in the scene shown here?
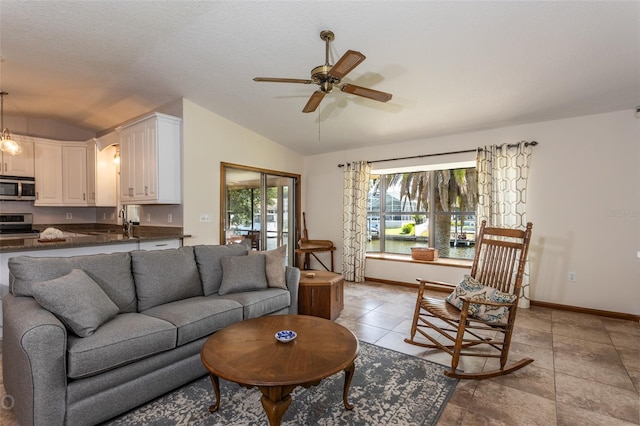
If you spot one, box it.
[404,220,534,380]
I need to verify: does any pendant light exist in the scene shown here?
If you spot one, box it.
[0,92,22,156]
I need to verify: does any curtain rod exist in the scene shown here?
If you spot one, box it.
[337,141,538,168]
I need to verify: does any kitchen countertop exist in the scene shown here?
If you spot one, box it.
[0,225,189,253]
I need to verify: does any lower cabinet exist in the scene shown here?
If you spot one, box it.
[138,239,181,251]
[298,271,344,321]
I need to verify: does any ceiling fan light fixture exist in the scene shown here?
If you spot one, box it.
[253,30,392,112]
[0,92,21,156]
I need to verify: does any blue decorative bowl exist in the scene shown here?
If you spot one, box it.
[275,330,297,343]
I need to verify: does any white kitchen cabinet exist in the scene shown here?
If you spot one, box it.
[120,113,181,204]
[137,238,181,251]
[1,135,35,177]
[87,139,117,206]
[34,139,91,206]
[62,145,88,204]
[34,141,63,205]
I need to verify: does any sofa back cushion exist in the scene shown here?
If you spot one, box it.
[8,252,137,313]
[131,246,202,311]
[193,244,248,296]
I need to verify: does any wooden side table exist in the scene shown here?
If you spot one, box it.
[298,270,344,321]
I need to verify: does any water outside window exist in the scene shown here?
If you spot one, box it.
[366,167,477,260]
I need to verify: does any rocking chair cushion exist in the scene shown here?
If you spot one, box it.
[445,275,516,323]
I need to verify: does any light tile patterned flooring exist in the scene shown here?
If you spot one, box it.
[337,281,640,425]
[1,280,638,425]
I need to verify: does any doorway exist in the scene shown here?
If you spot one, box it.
[220,163,300,266]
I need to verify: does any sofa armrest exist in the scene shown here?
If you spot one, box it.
[285,266,300,315]
[3,294,68,426]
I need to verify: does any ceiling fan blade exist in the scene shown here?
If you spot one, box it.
[328,50,366,80]
[340,84,392,102]
[253,77,313,84]
[302,91,326,113]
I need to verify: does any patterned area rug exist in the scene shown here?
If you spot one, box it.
[107,342,457,425]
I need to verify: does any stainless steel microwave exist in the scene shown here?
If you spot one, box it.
[0,176,36,201]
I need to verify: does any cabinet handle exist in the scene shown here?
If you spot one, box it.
[83,193,86,201]
[155,243,168,247]
[36,191,39,200]
[311,288,314,307]
[128,187,133,196]
[144,185,148,195]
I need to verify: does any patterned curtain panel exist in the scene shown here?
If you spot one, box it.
[342,161,371,282]
[477,142,533,307]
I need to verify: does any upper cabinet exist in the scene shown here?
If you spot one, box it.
[120,113,181,204]
[34,140,90,206]
[1,135,35,177]
[34,141,63,205]
[87,138,117,206]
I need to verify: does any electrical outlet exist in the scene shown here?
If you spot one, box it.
[146,213,151,222]
[568,272,576,282]
[66,213,72,220]
[167,213,172,223]
[199,214,213,222]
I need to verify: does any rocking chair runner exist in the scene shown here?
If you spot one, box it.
[404,220,534,380]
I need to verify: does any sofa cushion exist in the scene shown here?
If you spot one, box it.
[249,245,287,289]
[214,288,291,319]
[8,252,137,313]
[142,296,244,346]
[66,313,177,379]
[194,244,248,296]
[131,246,203,311]
[31,269,119,338]
[218,255,268,296]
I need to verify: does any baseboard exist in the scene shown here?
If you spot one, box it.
[364,276,640,322]
[529,300,640,322]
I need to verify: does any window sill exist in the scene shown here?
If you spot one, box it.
[366,253,472,268]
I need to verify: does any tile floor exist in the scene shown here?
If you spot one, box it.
[1,280,638,425]
[337,281,640,425]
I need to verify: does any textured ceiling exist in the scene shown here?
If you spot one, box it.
[0,1,638,155]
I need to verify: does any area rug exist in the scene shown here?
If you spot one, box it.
[107,342,457,425]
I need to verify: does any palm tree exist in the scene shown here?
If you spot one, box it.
[378,168,476,257]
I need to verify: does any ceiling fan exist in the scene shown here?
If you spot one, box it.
[253,30,393,113]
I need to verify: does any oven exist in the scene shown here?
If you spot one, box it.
[0,213,39,239]
[0,176,36,201]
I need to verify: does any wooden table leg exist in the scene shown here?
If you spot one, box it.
[208,373,221,413]
[342,362,355,410]
[258,385,295,426]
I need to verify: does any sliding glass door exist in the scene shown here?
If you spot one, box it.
[221,163,300,265]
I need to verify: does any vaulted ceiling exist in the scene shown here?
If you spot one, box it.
[0,1,638,155]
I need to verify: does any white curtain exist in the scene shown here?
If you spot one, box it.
[342,161,371,282]
[477,142,533,307]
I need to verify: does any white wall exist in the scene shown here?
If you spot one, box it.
[181,99,304,245]
[303,110,640,315]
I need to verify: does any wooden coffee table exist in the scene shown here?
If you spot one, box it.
[200,315,359,426]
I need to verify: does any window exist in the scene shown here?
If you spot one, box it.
[367,166,477,260]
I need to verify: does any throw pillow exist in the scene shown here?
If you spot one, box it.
[249,245,287,290]
[31,269,119,337]
[218,255,269,295]
[445,275,516,323]
[193,244,249,296]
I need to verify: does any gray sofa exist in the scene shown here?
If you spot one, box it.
[2,244,300,426]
